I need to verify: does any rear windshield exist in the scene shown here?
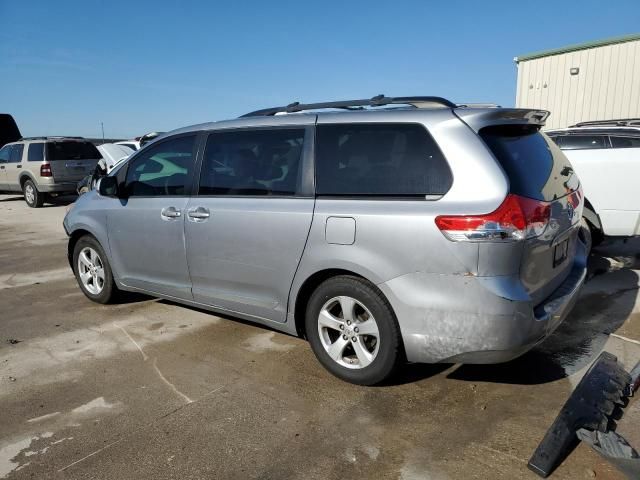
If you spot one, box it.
[46,141,100,161]
[480,125,579,201]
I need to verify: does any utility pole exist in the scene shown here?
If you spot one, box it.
[101,122,105,144]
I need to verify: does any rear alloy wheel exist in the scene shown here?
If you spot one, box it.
[305,275,402,385]
[73,236,118,304]
[23,179,44,208]
[317,296,381,369]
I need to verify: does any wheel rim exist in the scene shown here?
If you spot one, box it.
[25,184,35,204]
[77,247,105,295]
[317,296,380,369]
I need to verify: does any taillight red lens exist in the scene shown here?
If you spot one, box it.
[40,163,52,177]
[435,194,550,242]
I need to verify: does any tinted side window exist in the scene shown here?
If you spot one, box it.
[315,123,452,196]
[480,126,579,201]
[610,136,640,148]
[557,135,608,150]
[124,135,196,197]
[9,144,23,162]
[199,128,305,196]
[0,145,11,163]
[27,143,45,162]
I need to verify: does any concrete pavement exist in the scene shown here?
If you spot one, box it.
[1,193,639,479]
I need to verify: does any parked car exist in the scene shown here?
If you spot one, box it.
[63,95,587,385]
[77,144,135,195]
[547,119,640,244]
[0,137,101,207]
[115,132,165,152]
[0,114,21,149]
[115,140,140,151]
[99,144,135,170]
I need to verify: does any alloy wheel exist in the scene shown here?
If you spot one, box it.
[24,184,35,205]
[317,296,380,369]
[77,247,105,295]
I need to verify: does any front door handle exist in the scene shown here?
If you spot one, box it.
[0,165,4,169]
[161,206,182,219]
[188,207,210,221]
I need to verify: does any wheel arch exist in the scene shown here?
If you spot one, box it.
[67,228,98,269]
[583,196,602,232]
[19,171,37,189]
[292,268,393,340]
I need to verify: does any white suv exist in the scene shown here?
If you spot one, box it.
[547,119,640,243]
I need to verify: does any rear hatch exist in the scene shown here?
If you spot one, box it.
[0,114,21,148]
[45,141,100,182]
[479,124,583,304]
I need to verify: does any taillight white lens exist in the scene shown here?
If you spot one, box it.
[435,194,550,242]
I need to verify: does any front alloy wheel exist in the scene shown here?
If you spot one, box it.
[72,235,118,304]
[77,247,106,295]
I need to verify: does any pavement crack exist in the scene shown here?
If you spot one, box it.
[113,323,148,361]
[152,357,193,404]
[58,437,125,472]
[56,384,224,473]
[610,333,640,346]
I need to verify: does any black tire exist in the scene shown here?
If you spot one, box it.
[578,217,593,254]
[305,275,402,385]
[72,235,118,304]
[23,179,44,208]
[590,223,604,248]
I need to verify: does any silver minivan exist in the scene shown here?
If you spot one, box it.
[64,96,587,385]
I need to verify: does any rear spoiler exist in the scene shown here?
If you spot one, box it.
[454,108,549,133]
[528,351,640,478]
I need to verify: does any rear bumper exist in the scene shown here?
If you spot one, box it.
[38,182,79,193]
[378,247,587,364]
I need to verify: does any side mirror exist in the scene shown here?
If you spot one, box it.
[98,175,119,197]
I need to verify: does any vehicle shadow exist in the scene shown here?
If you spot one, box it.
[156,298,293,335]
[447,241,639,386]
[0,194,77,206]
[0,195,23,202]
[44,194,77,207]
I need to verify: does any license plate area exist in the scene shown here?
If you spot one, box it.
[553,239,569,268]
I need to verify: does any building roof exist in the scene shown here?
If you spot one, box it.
[515,33,640,63]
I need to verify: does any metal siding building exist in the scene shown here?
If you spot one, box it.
[515,34,640,129]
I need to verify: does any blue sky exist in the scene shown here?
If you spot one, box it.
[1,0,638,139]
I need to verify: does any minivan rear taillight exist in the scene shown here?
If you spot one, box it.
[40,163,52,177]
[435,194,550,242]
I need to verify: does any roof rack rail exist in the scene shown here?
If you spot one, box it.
[240,94,457,117]
[456,103,501,108]
[19,136,85,141]
[571,118,640,128]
